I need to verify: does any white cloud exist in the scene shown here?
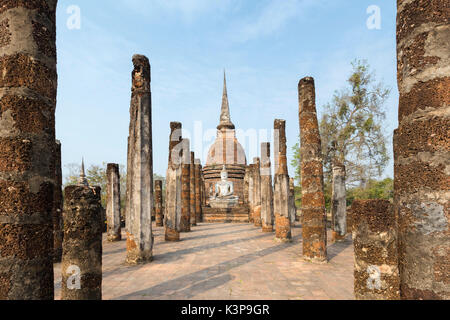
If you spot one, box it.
[232,0,329,43]
[119,0,234,23]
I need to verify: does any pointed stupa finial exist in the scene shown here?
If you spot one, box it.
[217,70,235,131]
[78,157,89,186]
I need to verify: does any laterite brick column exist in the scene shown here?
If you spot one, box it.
[125,55,154,264]
[395,0,450,300]
[155,180,163,227]
[53,140,63,262]
[247,164,255,223]
[165,122,183,241]
[289,178,297,224]
[0,0,58,300]
[298,77,327,263]
[244,166,250,205]
[179,139,191,232]
[260,143,274,233]
[106,164,121,242]
[332,163,347,242]
[195,159,203,223]
[189,152,196,226]
[61,186,103,300]
[352,200,400,300]
[273,119,291,241]
[253,158,262,227]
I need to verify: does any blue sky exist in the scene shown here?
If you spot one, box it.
[56,0,398,182]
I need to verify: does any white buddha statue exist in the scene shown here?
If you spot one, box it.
[214,165,235,198]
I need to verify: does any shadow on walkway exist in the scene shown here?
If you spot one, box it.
[115,241,295,300]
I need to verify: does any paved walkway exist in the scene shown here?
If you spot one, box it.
[54,223,355,300]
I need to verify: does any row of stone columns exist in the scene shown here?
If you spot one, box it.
[163,122,205,242]
[246,119,295,242]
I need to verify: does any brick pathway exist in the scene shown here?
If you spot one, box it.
[54,223,355,300]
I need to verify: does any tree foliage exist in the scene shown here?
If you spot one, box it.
[320,59,390,187]
[64,162,165,209]
[291,59,391,206]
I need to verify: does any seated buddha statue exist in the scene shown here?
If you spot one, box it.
[213,166,238,200]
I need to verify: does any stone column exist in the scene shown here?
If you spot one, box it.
[395,0,449,300]
[165,122,183,241]
[194,159,203,223]
[0,0,57,300]
[273,119,291,241]
[53,140,63,262]
[289,178,297,224]
[298,77,327,263]
[331,163,347,242]
[106,164,121,242]
[260,143,274,233]
[61,186,102,300]
[253,157,262,227]
[352,200,400,300]
[155,180,163,227]
[179,139,191,232]
[125,55,154,264]
[244,166,250,205]
[247,164,255,223]
[189,152,196,226]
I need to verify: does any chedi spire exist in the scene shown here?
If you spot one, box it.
[217,71,235,130]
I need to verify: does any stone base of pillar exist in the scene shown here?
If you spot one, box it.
[180,220,191,233]
[253,206,261,227]
[352,200,400,300]
[332,231,346,242]
[107,234,122,242]
[303,256,328,264]
[262,226,273,233]
[165,228,180,242]
[275,215,292,240]
[126,233,153,265]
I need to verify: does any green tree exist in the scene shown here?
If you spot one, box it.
[320,59,390,186]
[64,163,165,209]
[347,178,393,206]
[291,59,391,207]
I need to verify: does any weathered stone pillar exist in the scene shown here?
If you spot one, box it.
[165,122,183,241]
[179,139,191,232]
[331,163,347,242]
[298,77,327,263]
[352,200,400,300]
[244,166,250,205]
[289,178,297,224]
[53,140,63,262]
[0,0,58,300]
[253,157,262,227]
[189,152,196,226]
[125,54,154,264]
[395,0,450,300]
[61,185,102,300]
[247,164,255,223]
[106,164,121,242]
[273,120,291,241]
[155,180,163,227]
[260,143,274,233]
[194,159,203,223]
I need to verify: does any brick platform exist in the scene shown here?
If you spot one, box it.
[202,206,250,223]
